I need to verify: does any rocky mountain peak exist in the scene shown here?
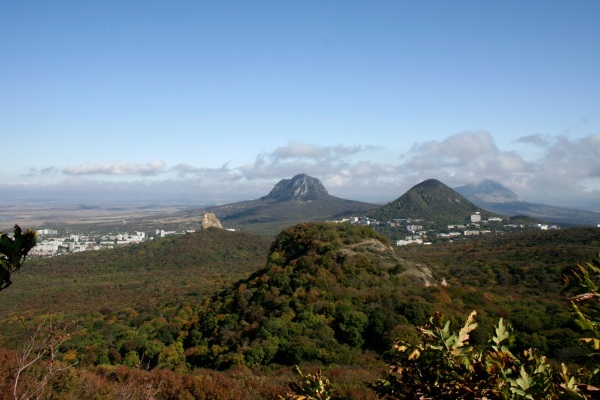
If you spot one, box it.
[261,173,329,202]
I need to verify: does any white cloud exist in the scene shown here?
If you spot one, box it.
[403,131,534,185]
[401,131,600,207]
[272,142,328,159]
[239,142,384,180]
[63,160,166,176]
[525,133,600,204]
[270,141,375,161]
[233,142,406,201]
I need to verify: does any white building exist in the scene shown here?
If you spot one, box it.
[396,238,423,246]
[31,242,60,255]
[37,229,58,235]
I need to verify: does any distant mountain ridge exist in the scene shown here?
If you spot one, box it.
[122,175,598,233]
[208,173,377,235]
[367,179,500,224]
[455,179,522,203]
[455,179,600,227]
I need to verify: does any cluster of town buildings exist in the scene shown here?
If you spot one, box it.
[29,212,231,257]
[30,228,193,257]
[337,212,559,246]
[30,211,563,257]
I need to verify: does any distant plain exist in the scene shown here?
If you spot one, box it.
[0,200,200,231]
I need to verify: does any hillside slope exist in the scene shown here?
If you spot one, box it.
[368,178,500,224]
[0,229,271,324]
[2,221,599,379]
[185,222,435,369]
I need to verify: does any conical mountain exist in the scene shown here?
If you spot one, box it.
[207,174,377,235]
[368,178,498,224]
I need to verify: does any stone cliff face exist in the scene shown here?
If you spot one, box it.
[260,173,329,202]
[201,212,223,230]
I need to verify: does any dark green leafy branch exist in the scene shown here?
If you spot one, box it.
[0,225,37,292]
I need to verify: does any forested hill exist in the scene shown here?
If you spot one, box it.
[2,220,599,397]
[0,228,272,323]
[184,222,435,369]
[185,224,600,370]
[368,178,502,224]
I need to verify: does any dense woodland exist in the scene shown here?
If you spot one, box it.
[1,223,599,398]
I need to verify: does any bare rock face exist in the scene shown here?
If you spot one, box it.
[261,173,329,202]
[201,212,223,230]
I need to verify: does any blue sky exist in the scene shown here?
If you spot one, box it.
[2,1,599,208]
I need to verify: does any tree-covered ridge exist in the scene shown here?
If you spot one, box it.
[0,228,271,347]
[8,222,591,373]
[3,220,600,398]
[391,227,600,362]
[372,256,600,399]
[397,227,600,292]
[186,222,433,369]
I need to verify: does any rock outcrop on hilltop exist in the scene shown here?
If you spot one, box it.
[201,212,223,230]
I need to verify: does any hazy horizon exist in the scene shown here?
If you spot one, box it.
[2,174,599,212]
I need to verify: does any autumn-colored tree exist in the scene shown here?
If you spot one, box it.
[10,315,77,400]
[564,254,600,389]
[279,366,333,400]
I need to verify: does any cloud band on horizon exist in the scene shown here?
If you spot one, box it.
[6,132,600,209]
